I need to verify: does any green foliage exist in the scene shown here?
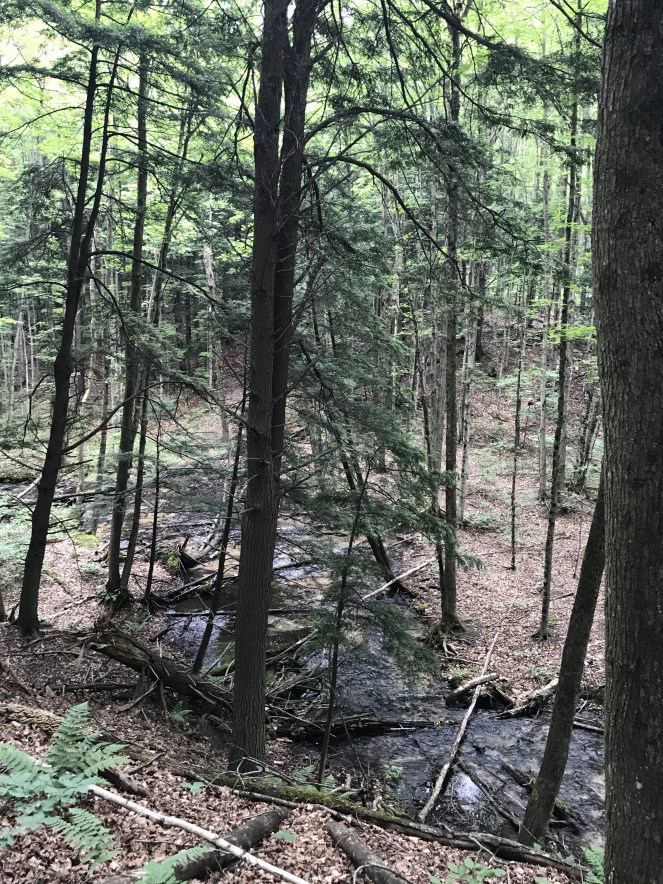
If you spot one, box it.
[271,829,297,842]
[180,780,204,793]
[51,807,117,869]
[430,857,507,883]
[383,764,403,784]
[43,702,128,777]
[583,845,605,884]
[169,702,192,728]
[69,530,99,549]
[469,511,502,533]
[141,846,210,884]
[0,494,32,593]
[0,703,127,870]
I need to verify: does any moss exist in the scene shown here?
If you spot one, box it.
[71,531,100,550]
[205,773,408,824]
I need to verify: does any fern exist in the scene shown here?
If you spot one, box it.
[0,702,123,869]
[142,846,210,884]
[583,845,605,884]
[52,808,117,870]
[44,703,128,776]
[0,744,40,780]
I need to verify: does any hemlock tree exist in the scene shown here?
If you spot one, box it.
[593,1,663,880]
[230,0,322,768]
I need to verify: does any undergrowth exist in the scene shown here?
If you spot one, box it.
[0,702,208,882]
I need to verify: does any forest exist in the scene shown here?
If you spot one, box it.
[0,0,660,882]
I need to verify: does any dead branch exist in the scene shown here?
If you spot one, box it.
[361,557,437,602]
[498,678,558,717]
[446,672,500,703]
[80,628,232,716]
[94,807,290,882]
[89,784,311,884]
[418,631,500,822]
[327,820,413,884]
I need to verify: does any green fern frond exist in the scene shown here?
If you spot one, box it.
[0,703,124,871]
[292,763,316,784]
[142,846,210,884]
[44,703,128,776]
[0,743,40,778]
[583,845,605,884]
[51,807,117,870]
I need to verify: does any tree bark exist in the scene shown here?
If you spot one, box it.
[106,54,150,601]
[519,474,604,846]
[18,14,114,634]
[441,7,462,629]
[229,0,287,768]
[536,97,579,640]
[594,3,663,880]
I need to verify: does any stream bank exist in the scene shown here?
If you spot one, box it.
[158,515,605,858]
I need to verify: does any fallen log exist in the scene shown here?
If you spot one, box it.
[89,784,310,884]
[498,678,558,718]
[267,664,324,700]
[446,672,500,704]
[275,714,439,743]
[151,574,220,607]
[95,807,290,882]
[419,631,500,822]
[326,820,412,884]
[81,628,232,717]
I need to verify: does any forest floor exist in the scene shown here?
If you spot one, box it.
[0,373,602,883]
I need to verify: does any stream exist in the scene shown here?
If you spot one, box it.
[162,514,605,857]
[0,473,603,857]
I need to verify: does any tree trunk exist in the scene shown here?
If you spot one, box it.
[18,20,113,634]
[229,0,287,768]
[510,315,525,570]
[106,55,150,602]
[119,381,150,593]
[519,474,604,846]
[193,407,244,673]
[458,304,477,525]
[594,3,663,880]
[441,8,462,630]
[536,96,579,641]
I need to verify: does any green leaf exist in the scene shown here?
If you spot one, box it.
[271,829,297,843]
[180,780,204,793]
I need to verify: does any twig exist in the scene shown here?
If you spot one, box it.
[117,682,157,712]
[89,784,312,884]
[127,751,165,775]
[419,631,500,822]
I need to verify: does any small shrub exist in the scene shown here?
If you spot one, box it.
[430,856,507,883]
[470,512,502,533]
